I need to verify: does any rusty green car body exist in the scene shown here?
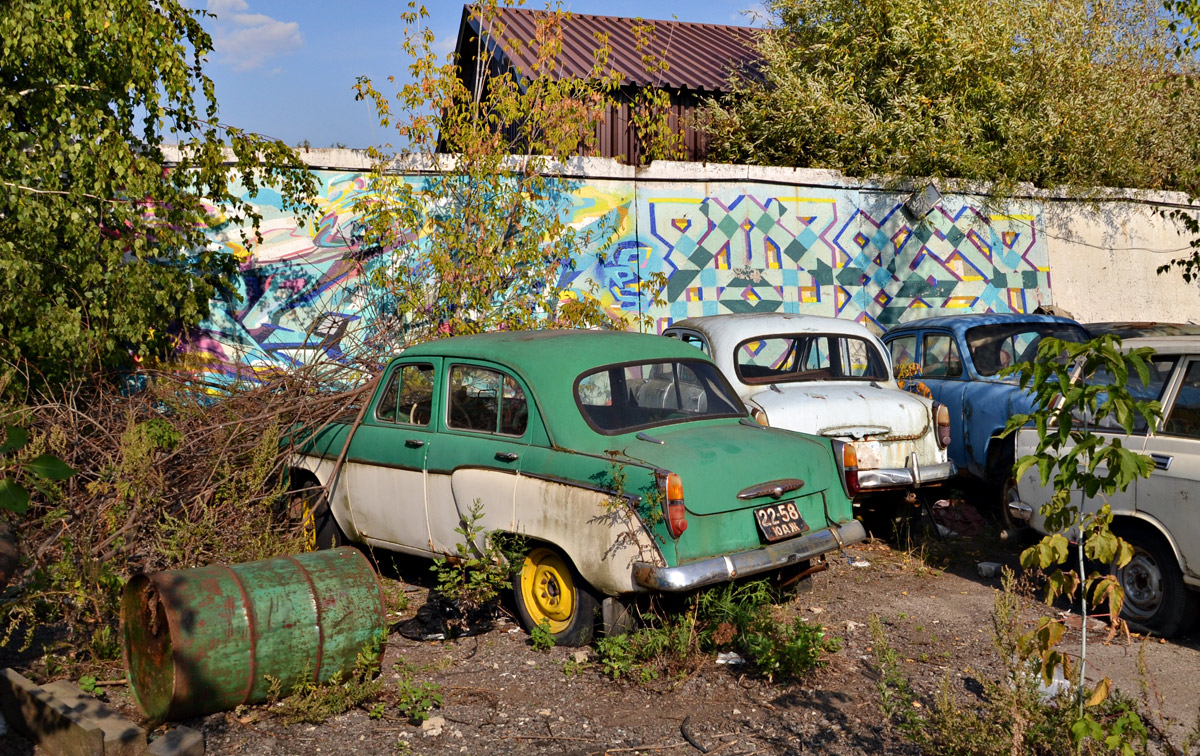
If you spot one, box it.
[289,330,864,644]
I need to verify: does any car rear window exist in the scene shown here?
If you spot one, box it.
[734,334,888,383]
[575,360,744,434]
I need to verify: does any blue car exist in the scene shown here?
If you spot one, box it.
[881,314,1089,512]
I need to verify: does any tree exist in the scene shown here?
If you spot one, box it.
[353,1,669,344]
[0,0,317,392]
[703,0,1200,195]
[999,335,1160,747]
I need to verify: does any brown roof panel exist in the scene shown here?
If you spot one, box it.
[461,5,763,92]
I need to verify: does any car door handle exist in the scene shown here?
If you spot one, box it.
[1150,453,1173,471]
[495,451,519,462]
[405,439,425,448]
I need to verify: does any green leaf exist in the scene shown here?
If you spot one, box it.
[0,476,30,514]
[1,425,29,455]
[26,454,76,481]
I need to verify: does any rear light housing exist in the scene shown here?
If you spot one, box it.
[751,407,770,427]
[933,402,951,449]
[656,470,688,538]
[833,440,860,498]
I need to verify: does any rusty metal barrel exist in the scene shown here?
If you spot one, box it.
[121,547,385,721]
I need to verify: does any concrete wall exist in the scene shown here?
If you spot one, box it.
[186,150,1200,382]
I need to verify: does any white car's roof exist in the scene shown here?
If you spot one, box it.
[668,313,880,346]
[1122,336,1200,355]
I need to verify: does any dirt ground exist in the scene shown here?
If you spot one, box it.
[4,524,1200,756]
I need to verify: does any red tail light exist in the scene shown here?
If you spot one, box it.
[933,402,951,449]
[657,471,688,538]
[840,442,860,497]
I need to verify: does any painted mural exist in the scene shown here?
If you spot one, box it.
[185,166,1052,382]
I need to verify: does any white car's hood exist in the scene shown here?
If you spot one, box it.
[746,382,931,441]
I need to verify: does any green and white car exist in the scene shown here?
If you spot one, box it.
[289,330,865,645]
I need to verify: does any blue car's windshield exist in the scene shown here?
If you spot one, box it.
[574,359,745,434]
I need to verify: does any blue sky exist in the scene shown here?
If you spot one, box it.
[198,1,768,149]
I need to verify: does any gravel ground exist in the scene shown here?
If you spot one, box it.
[4,527,1199,756]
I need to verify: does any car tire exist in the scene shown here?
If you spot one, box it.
[291,475,346,551]
[513,546,599,647]
[1111,525,1198,638]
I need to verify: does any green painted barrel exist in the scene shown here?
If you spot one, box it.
[121,547,385,721]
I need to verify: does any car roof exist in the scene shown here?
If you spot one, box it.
[884,312,1083,336]
[1122,335,1200,354]
[398,329,709,379]
[668,313,878,343]
[1087,322,1200,339]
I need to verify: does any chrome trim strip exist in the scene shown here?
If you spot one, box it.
[858,460,955,490]
[631,520,867,592]
[736,478,805,500]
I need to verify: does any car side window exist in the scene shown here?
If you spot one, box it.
[889,335,917,378]
[447,365,528,436]
[670,332,710,355]
[922,334,962,377]
[376,363,435,426]
[1162,360,1200,439]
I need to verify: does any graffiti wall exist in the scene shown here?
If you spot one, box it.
[186,159,1052,382]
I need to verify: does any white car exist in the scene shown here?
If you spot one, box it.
[664,314,954,502]
[1012,336,1200,637]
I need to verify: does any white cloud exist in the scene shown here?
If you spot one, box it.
[206,0,247,13]
[206,1,302,72]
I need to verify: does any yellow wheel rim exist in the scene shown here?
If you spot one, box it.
[519,548,576,634]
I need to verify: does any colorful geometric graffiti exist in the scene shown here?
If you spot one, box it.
[186,165,1051,382]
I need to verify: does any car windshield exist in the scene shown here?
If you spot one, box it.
[734,334,889,383]
[1069,357,1177,433]
[575,359,745,434]
[965,323,1089,376]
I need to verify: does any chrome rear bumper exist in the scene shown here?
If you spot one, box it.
[631,520,867,592]
[859,453,955,490]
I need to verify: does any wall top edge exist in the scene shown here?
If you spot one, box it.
[160,145,1197,207]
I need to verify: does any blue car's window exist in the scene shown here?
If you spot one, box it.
[1073,357,1176,433]
[965,323,1089,376]
[1164,361,1200,438]
[922,334,962,377]
[376,363,435,426]
[575,360,744,434]
[734,334,888,383]
[447,365,528,436]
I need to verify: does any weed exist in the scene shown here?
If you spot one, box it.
[430,499,518,616]
[561,658,586,677]
[394,663,443,724]
[875,573,1180,756]
[869,614,921,734]
[273,632,386,725]
[594,578,836,684]
[531,619,555,652]
[368,702,386,720]
[77,675,106,699]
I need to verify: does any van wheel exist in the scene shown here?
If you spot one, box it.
[513,546,599,647]
[1112,525,1198,638]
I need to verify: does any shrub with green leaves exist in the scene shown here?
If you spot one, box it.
[595,578,836,683]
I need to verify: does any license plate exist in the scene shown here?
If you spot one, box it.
[754,501,808,542]
[855,441,882,469]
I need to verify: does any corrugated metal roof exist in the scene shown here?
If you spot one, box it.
[459,5,762,93]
